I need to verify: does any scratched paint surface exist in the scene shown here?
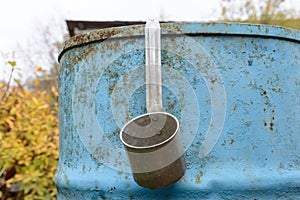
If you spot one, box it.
[55,23,300,199]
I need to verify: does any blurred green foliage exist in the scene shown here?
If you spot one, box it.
[220,0,300,30]
[0,63,58,200]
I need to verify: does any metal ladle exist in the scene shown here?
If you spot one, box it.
[120,19,186,189]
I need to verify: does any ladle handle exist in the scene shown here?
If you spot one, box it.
[145,19,162,113]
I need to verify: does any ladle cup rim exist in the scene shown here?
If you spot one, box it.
[120,111,179,150]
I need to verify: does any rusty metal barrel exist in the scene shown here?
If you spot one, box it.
[55,22,300,199]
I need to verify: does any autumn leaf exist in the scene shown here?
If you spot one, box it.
[8,61,17,67]
[14,79,20,85]
[34,79,40,87]
[35,66,43,72]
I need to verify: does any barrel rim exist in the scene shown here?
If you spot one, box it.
[58,22,300,61]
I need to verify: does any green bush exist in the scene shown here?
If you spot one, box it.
[0,81,59,199]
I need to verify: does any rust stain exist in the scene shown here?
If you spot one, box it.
[221,139,226,147]
[270,110,275,131]
[233,104,237,112]
[270,121,274,131]
[167,99,177,110]
[69,28,122,49]
[63,171,70,186]
[195,171,204,184]
[195,176,202,184]
[263,90,267,96]
[59,27,128,61]
[263,120,267,127]
[263,109,275,131]
[129,193,134,200]
[265,28,269,34]
[162,23,183,33]
[230,139,235,145]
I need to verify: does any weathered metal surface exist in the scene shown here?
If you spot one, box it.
[55,22,300,199]
[58,22,300,61]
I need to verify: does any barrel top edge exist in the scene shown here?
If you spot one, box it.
[58,22,300,62]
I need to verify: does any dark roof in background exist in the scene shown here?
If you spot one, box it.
[66,20,173,36]
[66,20,146,36]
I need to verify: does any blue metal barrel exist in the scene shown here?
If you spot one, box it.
[55,23,300,199]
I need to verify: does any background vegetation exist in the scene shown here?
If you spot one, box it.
[0,0,299,199]
[0,62,58,200]
[220,0,300,29]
